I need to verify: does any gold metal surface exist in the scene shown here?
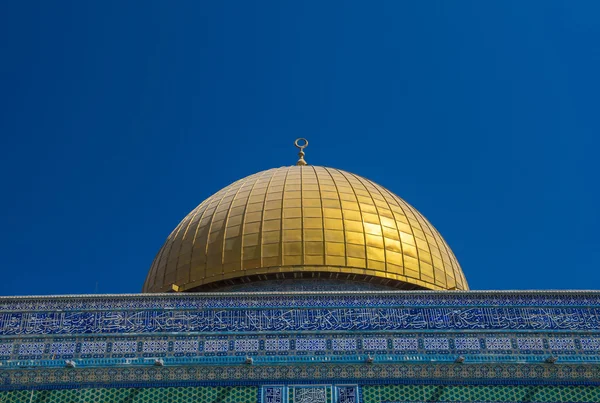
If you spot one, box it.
[295,138,308,166]
[143,166,468,292]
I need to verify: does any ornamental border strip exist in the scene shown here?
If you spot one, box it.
[1,363,599,391]
[1,291,600,312]
[2,307,600,335]
[0,332,598,366]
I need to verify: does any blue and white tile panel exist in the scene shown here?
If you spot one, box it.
[0,333,597,363]
[1,290,599,312]
[3,306,600,335]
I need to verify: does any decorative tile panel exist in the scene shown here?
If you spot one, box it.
[0,343,13,356]
[393,338,418,351]
[265,338,290,352]
[235,339,259,352]
[362,338,387,351]
[112,341,137,354]
[292,386,328,403]
[332,338,357,351]
[142,340,168,353]
[2,291,600,312]
[516,337,544,350]
[1,291,600,391]
[4,306,600,335]
[0,363,599,390]
[484,337,512,350]
[548,338,575,350]
[423,338,449,350]
[296,338,326,351]
[580,337,600,351]
[204,339,229,352]
[49,342,76,355]
[0,331,599,365]
[18,342,44,356]
[263,386,284,403]
[80,341,107,355]
[0,386,257,403]
[0,384,599,403]
[336,385,358,403]
[454,337,480,350]
[362,384,600,403]
[173,340,199,353]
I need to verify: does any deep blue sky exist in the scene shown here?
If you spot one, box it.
[0,1,598,295]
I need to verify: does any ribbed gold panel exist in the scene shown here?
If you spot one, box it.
[143,166,468,292]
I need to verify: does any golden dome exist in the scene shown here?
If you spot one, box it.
[143,165,468,292]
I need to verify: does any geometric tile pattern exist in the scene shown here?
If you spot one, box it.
[332,338,358,351]
[263,386,285,403]
[0,384,599,403]
[2,291,599,311]
[0,386,257,403]
[363,338,387,351]
[3,332,599,365]
[423,338,449,350]
[454,337,481,350]
[18,342,44,356]
[362,384,600,402]
[1,363,600,390]
[484,337,512,350]
[265,338,290,352]
[0,291,600,391]
[516,337,544,351]
[336,385,359,403]
[0,343,13,356]
[80,341,107,355]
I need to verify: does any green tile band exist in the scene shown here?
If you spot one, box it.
[362,384,600,403]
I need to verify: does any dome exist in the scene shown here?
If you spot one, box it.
[143,165,468,292]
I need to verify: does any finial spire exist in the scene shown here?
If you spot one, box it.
[294,138,308,166]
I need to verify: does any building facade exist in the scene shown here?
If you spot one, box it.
[1,141,598,402]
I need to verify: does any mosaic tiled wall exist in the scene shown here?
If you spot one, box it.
[1,291,600,390]
[1,332,598,366]
[362,384,600,402]
[2,363,599,390]
[0,386,257,403]
[0,384,599,403]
